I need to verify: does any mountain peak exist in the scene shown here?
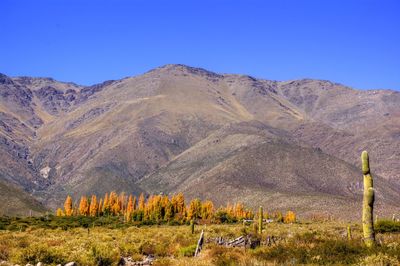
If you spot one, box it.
[148,64,223,79]
[0,73,13,85]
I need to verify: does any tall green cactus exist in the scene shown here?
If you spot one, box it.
[361,151,375,247]
[258,206,263,234]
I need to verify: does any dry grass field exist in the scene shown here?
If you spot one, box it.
[0,218,399,265]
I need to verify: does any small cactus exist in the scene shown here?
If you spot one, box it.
[361,151,375,247]
[190,219,195,234]
[253,221,258,235]
[347,225,352,240]
[258,206,263,234]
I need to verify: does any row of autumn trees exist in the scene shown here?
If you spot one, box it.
[57,192,253,223]
[57,191,296,224]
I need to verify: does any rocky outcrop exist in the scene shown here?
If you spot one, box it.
[34,86,77,114]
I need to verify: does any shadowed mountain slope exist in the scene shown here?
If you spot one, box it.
[0,179,47,216]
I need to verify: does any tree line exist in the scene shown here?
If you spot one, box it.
[57,192,296,224]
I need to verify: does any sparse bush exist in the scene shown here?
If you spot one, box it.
[207,246,245,266]
[178,244,197,257]
[153,258,174,266]
[292,231,320,245]
[310,239,363,264]
[90,244,119,266]
[0,243,9,260]
[119,242,139,256]
[214,210,236,224]
[360,252,399,265]
[139,241,156,255]
[154,242,170,257]
[375,220,400,233]
[251,233,367,265]
[11,243,66,265]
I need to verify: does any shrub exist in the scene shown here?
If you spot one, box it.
[214,210,236,224]
[154,242,170,257]
[310,239,363,264]
[251,244,302,264]
[11,244,66,265]
[375,220,400,233]
[90,244,119,266]
[251,237,365,265]
[153,258,174,266]
[360,252,399,265]
[178,244,197,257]
[139,241,156,255]
[119,242,139,257]
[207,246,245,266]
[167,220,181,226]
[291,231,320,245]
[0,244,9,260]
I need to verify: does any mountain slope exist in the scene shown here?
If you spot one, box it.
[0,65,399,218]
[138,121,399,218]
[0,179,47,216]
[278,79,400,183]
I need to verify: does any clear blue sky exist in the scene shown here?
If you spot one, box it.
[1,0,399,90]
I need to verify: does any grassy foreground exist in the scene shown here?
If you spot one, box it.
[0,219,399,265]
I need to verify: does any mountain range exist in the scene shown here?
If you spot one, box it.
[1,64,399,219]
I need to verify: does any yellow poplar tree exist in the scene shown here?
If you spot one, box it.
[144,195,154,220]
[132,196,137,212]
[119,192,126,214]
[171,192,186,220]
[201,200,214,220]
[112,197,121,215]
[187,198,202,220]
[164,201,174,221]
[153,195,163,221]
[226,203,234,217]
[138,193,145,211]
[284,211,296,223]
[109,191,117,211]
[233,203,245,219]
[79,196,89,216]
[126,195,134,221]
[103,193,110,214]
[98,198,103,216]
[64,195,73,216]
[89,195,98,217]
[56,208,64,216]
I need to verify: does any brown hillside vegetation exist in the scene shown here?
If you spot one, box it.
[0,65,399,218]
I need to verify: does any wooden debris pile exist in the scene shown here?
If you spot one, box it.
[207,235,284,248]
[118,255,154,266]
[206,235,260,249]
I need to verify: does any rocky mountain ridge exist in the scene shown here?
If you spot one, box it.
[0,64,399,218]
